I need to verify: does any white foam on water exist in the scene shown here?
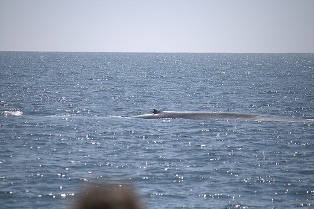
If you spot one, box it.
[2,110,23,116]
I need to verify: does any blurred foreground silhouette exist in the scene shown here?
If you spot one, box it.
[72,183,143,209]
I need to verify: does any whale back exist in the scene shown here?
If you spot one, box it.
[130,110,307,122]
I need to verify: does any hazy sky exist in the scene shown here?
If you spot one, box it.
[1,0,314,53]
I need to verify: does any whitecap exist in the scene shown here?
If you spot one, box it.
[1,110,23,116]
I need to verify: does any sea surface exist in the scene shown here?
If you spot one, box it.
[0,52,313,209]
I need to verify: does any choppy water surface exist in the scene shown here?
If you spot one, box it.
[0,52,314,208]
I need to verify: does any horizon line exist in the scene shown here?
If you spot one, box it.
[1,50,313,54]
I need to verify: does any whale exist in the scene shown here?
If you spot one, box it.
[130,109,309,122]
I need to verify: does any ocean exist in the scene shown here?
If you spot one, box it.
[0,52,313,209]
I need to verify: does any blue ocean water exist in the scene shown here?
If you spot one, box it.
[0,52,313,209]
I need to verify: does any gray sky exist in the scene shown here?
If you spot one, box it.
[1,0,314,53]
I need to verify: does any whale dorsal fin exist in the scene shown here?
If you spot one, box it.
[152,109,162,114]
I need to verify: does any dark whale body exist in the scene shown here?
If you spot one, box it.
[130,110,306,122]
